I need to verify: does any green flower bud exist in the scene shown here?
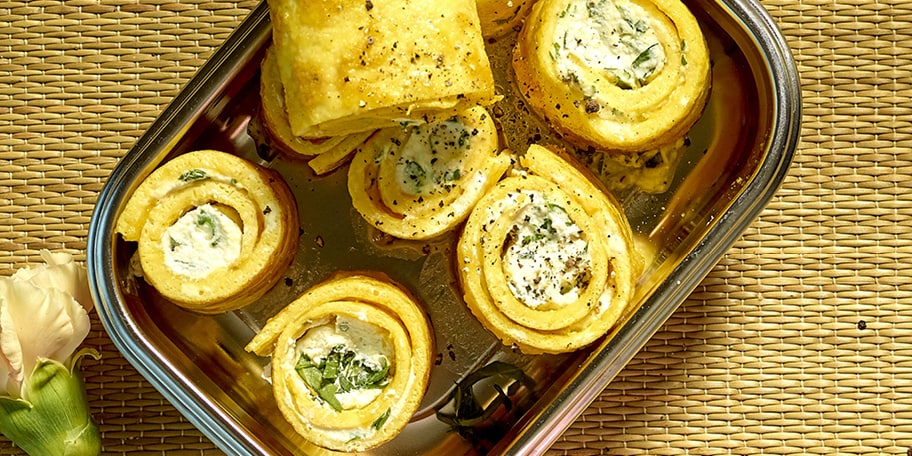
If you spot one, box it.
[0,356,100,456]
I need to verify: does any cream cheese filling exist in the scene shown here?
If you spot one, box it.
[552,0,666,93]
[502,191,592,308]
[394,118,475,196]
[162,203,243,278]
[296,316,393,410]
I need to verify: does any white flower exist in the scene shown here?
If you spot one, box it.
[0,250,99,456]
[0,250,93,398]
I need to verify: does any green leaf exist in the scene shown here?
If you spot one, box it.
[632,44,659,69]
[323,351,341,381]
[362,357,390,389]
[195,209,222,246]
[295,347,391,411]
[403,160,427,191]
[178,169,207,182]
[317,383,343,412]
[372,408,391,430]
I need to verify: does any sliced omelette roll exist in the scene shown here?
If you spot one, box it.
[258,45,373,174]
[348,106,511,240]
[115,149,298,314]
[512,0,711,152]
[245,273,433,453]
[457,145,639,354]
[269,0,498,139]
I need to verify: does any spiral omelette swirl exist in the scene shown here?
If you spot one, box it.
[512,0,711,152]
[457,145,639,354]
[115,149,298,314]
[348,106,511,240]
[245,273,433,452]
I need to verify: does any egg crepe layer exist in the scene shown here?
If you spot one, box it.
[347,106,511,240]
[269,0,498,139]
[457,145,640,354]
[258,45,373,175]
[513,0,711,153]
[245,273,433,452]
[115,149,298,314]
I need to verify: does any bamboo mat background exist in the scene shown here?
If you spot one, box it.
[1,0,910,454]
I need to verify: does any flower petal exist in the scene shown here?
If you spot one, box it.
[0,290,23,396]
[11,250,93,314]
[0,280,90,397]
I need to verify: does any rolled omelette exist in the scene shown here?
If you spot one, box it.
[269,0,498,139]
[115,149,298,314]
[512,0,711,153]
[258,45,373,175]
[457,144,640,354]
[347,106,511,240]
[245,273,433,452]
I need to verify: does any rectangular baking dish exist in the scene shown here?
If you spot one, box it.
[87,0,801,454]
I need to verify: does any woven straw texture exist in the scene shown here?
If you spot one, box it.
[1,0,910,454]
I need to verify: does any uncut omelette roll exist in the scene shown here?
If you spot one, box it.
[347,106,512,240]
[115,149,298,314]
[457,144,640,354]
[269,0,499,139]
[245,273,433,453]
[512,0,711,153]
[258,45,374,175]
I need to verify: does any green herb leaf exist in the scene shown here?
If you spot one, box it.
[372,408,391,430]
[633,44,658,69]
[443,169,462,182]
[323,350,341,380]
[540,216,553,233]
[545,202,567,214]
[195,209,222,246]
[295,345,391,410]
[521,233,545,246]
[403,160,427,191]
[318,383,344,411]
[178,169,207,182]
[362,357,390,388]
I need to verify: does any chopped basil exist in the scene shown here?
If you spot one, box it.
[295,345,391,412]
[633,43,659,69]
[457,128,472,148]
[443,169,461,182]
[521,233,545,246]
[195,209,222,247]
[372,408,391,430]
[545,202,568,214]
[403,160,427,192]
[178,169,207,182]
[539,216,553,233]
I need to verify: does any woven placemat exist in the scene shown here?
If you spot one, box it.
[2,0,910,455]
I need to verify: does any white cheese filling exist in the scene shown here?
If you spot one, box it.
[502,191,592,308]
[162,203,242,278]
[296,316,393,410]
[394,118,474,195]
[552,0,666,93]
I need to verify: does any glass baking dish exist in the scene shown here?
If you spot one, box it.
[87,0,800,454]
